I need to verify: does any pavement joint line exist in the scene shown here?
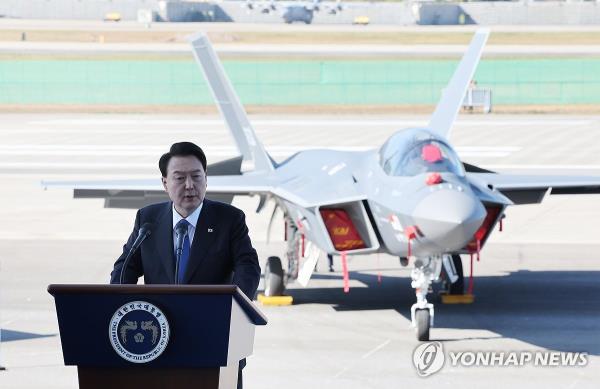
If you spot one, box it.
[0,148,517,158]
[361,339,392,359]
[482,164,600,170]
[0,363,66,370]
[0,163,153,169]
[2,236,595,244]
[0,153,517,161]
[0,145,521,150]
[6,163,600,170]
[332,338,392,379]
[25,119,594,126]
[0,129,242,134]
[332,365,350,379]
[0,236,130,241]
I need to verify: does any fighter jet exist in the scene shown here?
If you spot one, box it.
[45,30,600,341]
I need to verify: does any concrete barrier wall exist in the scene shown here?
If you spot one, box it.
[461,2,600,25]
[0,0,160,20]
[418,2,600,25]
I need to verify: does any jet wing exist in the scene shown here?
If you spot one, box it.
[43,178,163,192]
[42,174,276,209]
[43,170,364,210]
[42,178,168,209]
[469,172,600,204]
[41,156,252,209]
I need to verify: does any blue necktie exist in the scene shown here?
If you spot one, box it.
[176,220,191,284]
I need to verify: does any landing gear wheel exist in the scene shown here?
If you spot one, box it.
[264,256,285,296]
[415,309,430,341]
[447,254,464,295]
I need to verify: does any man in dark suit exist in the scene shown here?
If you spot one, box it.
[111,141,261,389]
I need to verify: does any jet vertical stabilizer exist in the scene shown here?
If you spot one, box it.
[427,29,489,139]
[189,33,275,173]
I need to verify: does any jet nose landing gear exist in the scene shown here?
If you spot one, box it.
[412,307,433,341]
[410,256,442,341]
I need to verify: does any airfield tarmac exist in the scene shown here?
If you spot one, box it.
[3,20,600,57]
[0,113,599,388]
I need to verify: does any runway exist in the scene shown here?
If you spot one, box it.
[3,114,600,177]
[4,41,600,57]
[0,113,599,388]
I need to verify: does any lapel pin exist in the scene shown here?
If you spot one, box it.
[208,228,213,232]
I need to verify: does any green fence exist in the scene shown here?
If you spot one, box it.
[1,59,599,105]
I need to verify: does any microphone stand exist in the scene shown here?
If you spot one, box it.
[174,225,187,285]
[119,223,152,284]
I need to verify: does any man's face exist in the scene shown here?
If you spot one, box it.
[162,155,207,217]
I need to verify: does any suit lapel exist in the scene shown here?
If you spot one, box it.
[183,199,218,283]
[155,202,176,284]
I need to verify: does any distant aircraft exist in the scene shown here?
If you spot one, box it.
[45,30,600,341]
[244,0,343,23]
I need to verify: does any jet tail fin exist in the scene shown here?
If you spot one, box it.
[189,33,274,173]
[427,29,489,139]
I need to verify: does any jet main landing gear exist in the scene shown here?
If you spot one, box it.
[262,219,301,297]
[264,256,285,296]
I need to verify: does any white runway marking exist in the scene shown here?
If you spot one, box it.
[458,146,521,151]
[9,162,597,171]
[0,235,134,241]
[25,119,592,127]
[0,145,166,150]
[483,164,600,170]
[0,128,247,134]
[0,145,519,158]
[332,339,391,379]
[0,162,152,169]
[361,339,392,359]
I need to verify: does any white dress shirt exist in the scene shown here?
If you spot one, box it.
[172,202,203,254]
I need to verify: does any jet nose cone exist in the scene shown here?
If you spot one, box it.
[412,189,486,250]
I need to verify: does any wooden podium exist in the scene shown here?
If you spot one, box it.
[48,285,267,389]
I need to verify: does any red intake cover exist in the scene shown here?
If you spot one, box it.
[465,205,502,253]
[320,208,367,251]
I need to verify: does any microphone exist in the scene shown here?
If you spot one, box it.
[119,222,153,284]
[174,222,188,285]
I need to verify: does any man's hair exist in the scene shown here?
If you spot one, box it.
[159,142,207,177]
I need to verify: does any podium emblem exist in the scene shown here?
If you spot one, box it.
[109,301,170,363]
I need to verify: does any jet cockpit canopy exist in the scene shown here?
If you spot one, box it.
[379,128,465,177]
